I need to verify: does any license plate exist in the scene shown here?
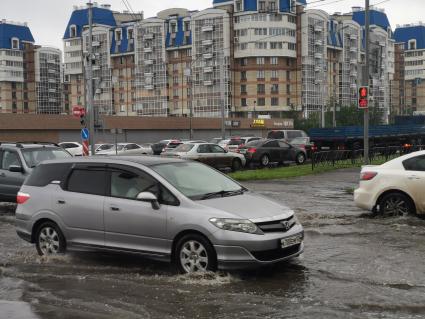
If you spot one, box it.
[281,234,303,248]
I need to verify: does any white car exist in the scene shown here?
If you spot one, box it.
[58,142,83,156]
[354,150,425,217]
[96,143,152,156]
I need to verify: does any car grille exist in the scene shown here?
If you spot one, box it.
[251,244,301,262]
[255,216,296,233]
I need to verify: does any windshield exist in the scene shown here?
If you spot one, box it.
[228,139,245,146]
[22,148,72,168]
[290,137,309,144]
[173,144,194,152]
[151,162,243,200]
[96,144,114,151]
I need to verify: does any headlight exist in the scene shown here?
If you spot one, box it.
[209,218,259,234]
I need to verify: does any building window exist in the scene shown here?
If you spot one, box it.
[127,28,134,40]
[257,70,265,79]
[271,97,279,106]
[12,102,17,112]
[257,57,265,65]
[409,40,416,50]
[70,25,77,38]
[241,84,247,94]
[236,1,242,11]
[271,70,279,79]
[11,38,20,50]
[270,57,278,65]
[287,84,290,94]
[287,70,291,80]
[184,21,191,32]
[173,51,179,59]
[257,84,265,94]
[241,71,247,80]
[271,84,279,93]
[259,1,266,11]
[170,21,177,33]
[241,98,247,107]
[240,58,247,66]
[288,43,296,50]
[115,29,122,42]
[257,98,265,106]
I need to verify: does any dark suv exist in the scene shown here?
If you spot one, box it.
[0,142,72,202]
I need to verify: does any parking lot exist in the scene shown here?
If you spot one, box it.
[1,168,425,319]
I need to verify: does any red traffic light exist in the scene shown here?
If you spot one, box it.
[358,86,369,109]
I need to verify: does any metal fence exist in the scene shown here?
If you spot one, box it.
[311,145,425,170]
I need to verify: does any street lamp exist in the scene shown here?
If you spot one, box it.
[253,100,257,119]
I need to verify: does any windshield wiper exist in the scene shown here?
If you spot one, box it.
[200,189,245,200]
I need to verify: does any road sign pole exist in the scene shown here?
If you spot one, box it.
[364,0,370,165]
[87,1,96,156]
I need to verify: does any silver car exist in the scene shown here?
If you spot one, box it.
[16,157,304,273]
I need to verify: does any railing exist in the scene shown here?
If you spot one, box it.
[311,145,425,170]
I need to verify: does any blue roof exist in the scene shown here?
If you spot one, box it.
[213,0,306,11]
[0,22,34,50]
[352,9,391,31]
[110,25,135,55]
[328,20,342,48]
[394,25,425,50]
[63,7,116,39]
[165,17,192,48]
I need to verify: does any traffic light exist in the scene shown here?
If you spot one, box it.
[358,86,369,109]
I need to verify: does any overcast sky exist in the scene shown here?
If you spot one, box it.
[1,0,424,51]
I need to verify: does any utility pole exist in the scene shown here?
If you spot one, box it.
[87,1,96,156]
[220,54,226,140]
[364,0,370,164]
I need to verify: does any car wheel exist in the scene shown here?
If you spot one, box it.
[295,152,306,165]
[231,158,242,172]
[378,192,415,217]
[260,154,270,167]
[175,234,217,274]
[35,221,66,256]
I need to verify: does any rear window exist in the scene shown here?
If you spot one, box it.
[403,155,425,171]
[228,139,244,146]
[287,131,303,139]
[245,140,264,147]
[21,148,72,168]
[168,143,182,149]
[174,144,194,152]
[25,163,72,187]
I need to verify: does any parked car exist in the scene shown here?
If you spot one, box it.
[15,156,304,273]
[162,143,246,171]
[209,138,224,144]
[94,143,114,153]
[239,139,307,167]
[96,143,152,156]
[267,130,308,142]
[354,151,425,217]
[288,137,317,159]
[151,140,182,155]
[58,142,83,156]
[227,137,262,153]
[0,142,72,202]
[218,139,231,150]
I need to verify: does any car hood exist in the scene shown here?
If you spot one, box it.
[199,192,293,222]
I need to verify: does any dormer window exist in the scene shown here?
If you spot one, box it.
[11,38,19,50]
[127,28,134,40]
[184,21,191,32]
[170,21,177,33]
[70,25,77,38]
[115,29,122,42]
[235,1,242,12]
[409,39,417,50]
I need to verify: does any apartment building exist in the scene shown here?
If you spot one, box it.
[394,23,425,114]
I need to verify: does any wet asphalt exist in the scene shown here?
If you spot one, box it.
[1,168,425,319]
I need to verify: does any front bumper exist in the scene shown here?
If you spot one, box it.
[212,225,304,270]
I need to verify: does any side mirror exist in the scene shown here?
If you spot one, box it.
[137,192,160,210]
[9,165,23,173]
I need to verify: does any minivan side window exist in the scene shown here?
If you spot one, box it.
[264,141,279,148]
[287,131,302,139]
[25,163,72,187]
[110,170,179,206]
[403,155,425,172]
[66,169,107,196]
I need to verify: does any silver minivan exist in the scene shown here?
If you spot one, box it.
[16,157,304,273]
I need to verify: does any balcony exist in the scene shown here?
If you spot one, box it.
[202,39,213,46]
[203,66,213,73]
[314,66,321,72]
[144,47,152,53]
[92,41,100,47]
[48,89,57,93]
[314,26,323,33]
[351,71,358,77]
[48,69,57,74]
[203,80,213,86]
[349,34,357,40]
[350,83,357,89]
[145,84,154,90]
[144,72,153,78]
[145,59,154,65]
[203,53,213,59]
[350,47,357,52]
[202,25,213,32]
[315,40,323,46]
[350,59,357,64]
[145,34,154,40]
[314,53,323,59]
[92,65,100,70]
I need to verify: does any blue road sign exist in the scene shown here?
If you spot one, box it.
[81,128,89,141]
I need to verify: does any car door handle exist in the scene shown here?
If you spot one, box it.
[0,173,5,177]
[408,176,421,180]
[57,200,66,204]
[110,206,120,211]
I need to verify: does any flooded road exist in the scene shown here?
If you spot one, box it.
[1,168,425,319]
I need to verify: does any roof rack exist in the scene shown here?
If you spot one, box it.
[0,141,59,148]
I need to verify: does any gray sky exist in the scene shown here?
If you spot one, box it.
[1,0,424,51]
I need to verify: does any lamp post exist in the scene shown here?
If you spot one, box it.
[253,100,257,119]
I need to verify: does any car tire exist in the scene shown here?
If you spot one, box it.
[295,152,306,165]
[175,234,217,274]
[231,158,242,172]
[378,192,415,217]
[35,221,66,256]
[260,154,270,167]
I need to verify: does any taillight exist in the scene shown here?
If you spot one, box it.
[311,145,318,152]
[247,147,257,153]
[360,172,377,181]
[17,192,30,204]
